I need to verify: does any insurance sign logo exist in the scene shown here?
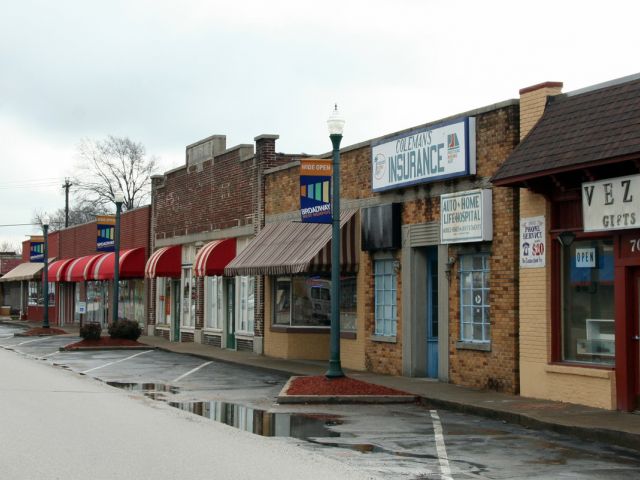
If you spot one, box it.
[96,215,115,252]
[371,117,476,192]
[300,159,332,223]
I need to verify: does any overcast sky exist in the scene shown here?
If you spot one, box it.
[1,0,639,249]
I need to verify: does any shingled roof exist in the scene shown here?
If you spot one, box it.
[493,75,640,185]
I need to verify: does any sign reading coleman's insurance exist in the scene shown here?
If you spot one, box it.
[440,189,492,244]
[371,117,476,192]
[582,174,640,232]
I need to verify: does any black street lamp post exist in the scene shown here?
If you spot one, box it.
[326,105,345,379]
[112,191,125,324]
[42,214,50,329]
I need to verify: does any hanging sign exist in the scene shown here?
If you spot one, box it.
[520,216,546,268]
[371,117,476,192]
[440,189,492,243]
[582,174,640,232]
[96,215,116,252]
[29,236,44,263]
[300,159,332,223]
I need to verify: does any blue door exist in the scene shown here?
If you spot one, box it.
[426,247,439,378]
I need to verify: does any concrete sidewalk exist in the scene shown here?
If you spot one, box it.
[4,319,640,452]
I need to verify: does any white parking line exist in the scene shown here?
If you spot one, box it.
[40,351,61,359]
[172,361,213,383]
[80,350,153,374]
[15,337,53,346]
[430,410,453,480]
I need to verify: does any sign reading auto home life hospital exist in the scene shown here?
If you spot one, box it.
[300,159,332,223]
[582,174,640,232]
[371,117,476,192]
[440,189,492,243]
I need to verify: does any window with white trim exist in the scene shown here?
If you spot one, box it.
[205,276,224,329]
[459,254,490,342]
[374,259,397,337]
[273,275,356,329]
[237,276,255,334]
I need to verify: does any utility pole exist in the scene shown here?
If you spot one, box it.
[62,178,72,228]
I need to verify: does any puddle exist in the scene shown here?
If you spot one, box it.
[106,381,342,441]
[168,400,342,440]
[107,382,180,400]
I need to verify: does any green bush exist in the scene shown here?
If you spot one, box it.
[108,319,142,341]
[79,322,102,340]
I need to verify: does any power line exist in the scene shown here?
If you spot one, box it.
[0,223,40,227]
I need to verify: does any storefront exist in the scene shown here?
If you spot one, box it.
[493,75,640,410]
[92,247,147,325]
[145,245,182,340]
[225,210,359,361]
[0,261,52,321]
[148,133,296,353]
[250,100,520,390]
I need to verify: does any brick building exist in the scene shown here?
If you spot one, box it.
[0,207,150,326]
[146,134,300,353]
[494,73,640,410]
[227,101,521,392]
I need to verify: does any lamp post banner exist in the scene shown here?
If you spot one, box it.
[371,117,476,192]
[300,158,332,223]
[29,236,44,262]
[96,215,116,252]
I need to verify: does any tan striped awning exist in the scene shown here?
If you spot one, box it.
[225,209,358,276]
[0,262,44,282]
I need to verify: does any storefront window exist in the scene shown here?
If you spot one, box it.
[238,276,255,334]
[28,281,55,307]
[205,276,224,329]
[273,275,356,329]
[374,260,397,337]
[562,238,614,366]
[118,279,144,324]
[86,281,108,325]
[459,254,490,343]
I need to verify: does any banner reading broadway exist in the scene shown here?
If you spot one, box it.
[300,159,332,223]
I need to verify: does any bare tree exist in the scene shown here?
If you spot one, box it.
[0,240,22,255]
[32,203,105,232]
[72,136,158,212]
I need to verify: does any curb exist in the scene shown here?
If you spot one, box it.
[276,376,418,405]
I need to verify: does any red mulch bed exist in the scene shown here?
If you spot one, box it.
[286,375,410,396]
[63,337,148,350]
[21,327,67,336]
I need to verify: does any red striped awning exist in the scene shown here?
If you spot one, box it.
[224,209,358,276]
[47,258,74,282]
[145,245,182,278]
[194,238,236,277]
[92,247,146,280]
[64,254,106,282]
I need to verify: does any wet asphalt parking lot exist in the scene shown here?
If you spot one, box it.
[2,323,640,480]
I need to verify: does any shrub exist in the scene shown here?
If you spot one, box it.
[108,319,142,341]
[79,322,102,340]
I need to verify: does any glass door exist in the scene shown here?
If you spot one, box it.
[226,278,236,349]
[426,246,439,379]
